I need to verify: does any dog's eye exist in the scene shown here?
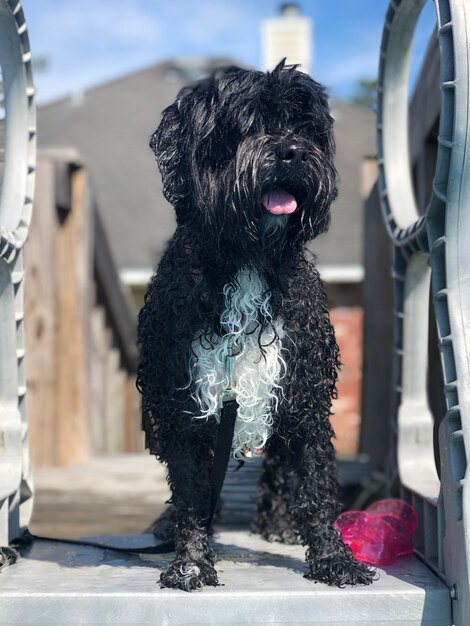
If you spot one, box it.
[207,127,241,165]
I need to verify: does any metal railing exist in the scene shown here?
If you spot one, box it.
[377,0,470,622]
[0,0,35,547]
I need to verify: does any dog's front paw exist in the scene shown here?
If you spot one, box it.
[0,546,20,570]
[305,552,376,587]
[160,558,219,591]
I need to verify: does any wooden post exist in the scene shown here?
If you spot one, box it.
[88,305,108,455]
[24,157,58,467]
[54,166,92,466]
[24,151,139,466]
[124,375,143,453]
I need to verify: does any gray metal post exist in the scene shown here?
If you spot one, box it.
[0,0,36,548]
[377,1,470,623]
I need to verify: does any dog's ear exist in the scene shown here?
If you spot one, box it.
[150,100,188,209]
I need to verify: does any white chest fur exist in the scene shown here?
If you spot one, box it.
[190,270,287,459]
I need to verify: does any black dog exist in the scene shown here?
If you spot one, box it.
[137,60,374,591]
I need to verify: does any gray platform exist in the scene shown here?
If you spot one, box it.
[0,530,451,625]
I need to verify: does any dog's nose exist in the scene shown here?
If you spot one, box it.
[277,145,309,165]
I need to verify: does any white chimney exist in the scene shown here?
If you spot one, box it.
[262,4,313,74]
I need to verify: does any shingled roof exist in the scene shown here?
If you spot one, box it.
[38,59,375,281]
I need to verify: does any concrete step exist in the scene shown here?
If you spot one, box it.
[0,530,451,625]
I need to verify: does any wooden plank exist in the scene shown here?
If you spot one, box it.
[54,167,91,466]
[23,156,58,467]
[24,150,140,465]
[93,209,137,372]
[29,454,169,538]
[104,344,123,454]
[88,305,108,455]
[124,375,140,452]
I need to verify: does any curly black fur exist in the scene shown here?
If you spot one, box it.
[137,60,374,591]
[0,546,19,571]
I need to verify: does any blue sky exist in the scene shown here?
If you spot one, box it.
[22,0,436,104]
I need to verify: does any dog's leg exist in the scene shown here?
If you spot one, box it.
[146,492,222,542]
[252,439,302,545]
[159,433,219,592]
[275,266,375,585]
[289,434,375,586]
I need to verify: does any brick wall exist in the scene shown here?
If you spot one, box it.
[329,306,363,458]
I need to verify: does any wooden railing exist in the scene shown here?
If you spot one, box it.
[0,0,141,553]
[25,150,141,467]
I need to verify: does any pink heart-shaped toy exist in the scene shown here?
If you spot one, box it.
[334,499,418,566]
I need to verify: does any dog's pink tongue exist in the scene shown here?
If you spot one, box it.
[261,189,297,215]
